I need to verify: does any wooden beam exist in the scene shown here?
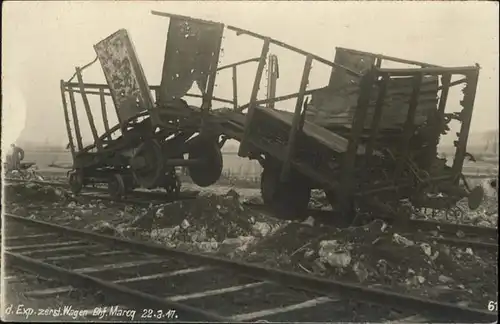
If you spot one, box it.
[338,69,376,214]
[365,75,388,163]
[59,80,75,159]
[394,73,423,179]
[438,77,466,90]
[65,82,233,105]
[452,70,480,176]
[75,67,102,150]
[430,73,451,159]
[226,25,361,78]
[99,88,112,141]
[218,57,260,71]
[232,66,238,110]
[68,89,112,97]
[238,38,270,158]
[200,23,224,134]
[236,87,324,112]
[280,55,313,182]
[335,47,441,68]
[67,88,83,151]
[376,65,479,77]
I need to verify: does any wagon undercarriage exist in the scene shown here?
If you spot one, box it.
[60,10,485,225]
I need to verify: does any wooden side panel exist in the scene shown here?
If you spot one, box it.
[309,48,439,130]
[94,29,154,124]
[308,76,439,129]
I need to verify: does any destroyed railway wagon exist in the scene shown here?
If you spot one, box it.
[61,11,484,224]
[61,14,230,198]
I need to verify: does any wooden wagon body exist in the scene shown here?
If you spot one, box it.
[60,10,484,223]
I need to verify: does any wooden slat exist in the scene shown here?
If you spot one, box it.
[100,88,112,141]
[395,73,423,179]
[75,67,102,150]
[338,69,376,215]
[68,88,84,151]
[238,38,270,157]
[59,80,75,158]
[307,73,439,130]
[452,70,479,175]
[365,74,388,161]
[232,66,238,109]
[280,55,313,181]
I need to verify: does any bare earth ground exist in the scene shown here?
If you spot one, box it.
[3,175,498,315]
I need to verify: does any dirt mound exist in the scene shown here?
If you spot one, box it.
[147,189,288,253]
[237,217,497,308]
[4,182,70,203]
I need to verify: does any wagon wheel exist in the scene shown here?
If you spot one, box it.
[260,166,311,221]
[188,139,223,187]
[322,189,359,226]
[164,170,181,199]
[467,185,484,210]
[68,170,84,195]
[123,175,136,193]
[131,139,165,189]
[108,174,126,199]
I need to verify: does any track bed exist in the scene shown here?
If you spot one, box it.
[3,213,497,323]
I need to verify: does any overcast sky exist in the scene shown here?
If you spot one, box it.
[2,1,498,149]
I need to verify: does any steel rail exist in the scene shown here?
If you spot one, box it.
[408,218,498,238]
[4,251,228,322]
[4,213,497,323]
[430,237,498,252]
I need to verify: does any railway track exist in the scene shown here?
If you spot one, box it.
[4,178,498,252]
[3,213,497,323]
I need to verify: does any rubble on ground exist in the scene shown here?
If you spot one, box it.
[3,179,497,310]
[148,189,288,255]
[232,217,497,309]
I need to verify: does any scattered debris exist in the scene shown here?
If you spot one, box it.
[393,233,415,247]
[318,240,352,269]
[438,274,454,284]
[3,178,497,311]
